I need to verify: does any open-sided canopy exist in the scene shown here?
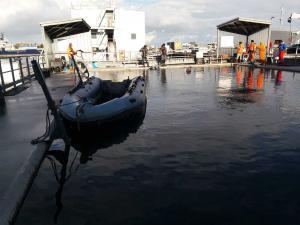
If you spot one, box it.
[217,17,271,36]
[40,18,90,40]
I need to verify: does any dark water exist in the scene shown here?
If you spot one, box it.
[17,66,300,225]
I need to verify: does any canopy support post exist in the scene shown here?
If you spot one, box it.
[266,26,271,55]
[217,28,220,59]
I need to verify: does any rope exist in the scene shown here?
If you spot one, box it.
[31,108,51,145]
[46,156,60,183]
[66,151,79,181]
[58,99,82,107]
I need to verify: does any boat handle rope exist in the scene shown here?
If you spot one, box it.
[31,107,51,144]
[75,100,90,131]
[128,76,144,94]
[58,99,82,107]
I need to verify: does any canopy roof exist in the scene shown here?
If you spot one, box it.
[40,18,90,40]
[217,17,272,36]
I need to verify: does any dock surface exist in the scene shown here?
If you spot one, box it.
[0,73,74,196]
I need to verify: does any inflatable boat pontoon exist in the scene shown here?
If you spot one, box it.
[59,76,146,126]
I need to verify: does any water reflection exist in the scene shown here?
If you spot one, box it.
[195,67,205,80]
[245,69,254,90]
[17,67,300,225]
[217,67,267,107]
[142,69,149,83]
[276,70,283,86]
[160,68,167,84]
[71,112,146,163]
[235,67,243,86]
[216,67,291,109]
[185,67,192,75]
[50,110,146,223]
[0,104,6,116]
[257,69,264,90]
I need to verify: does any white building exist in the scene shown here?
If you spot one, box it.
[52,0,145,62]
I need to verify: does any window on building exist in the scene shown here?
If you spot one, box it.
[91,30,102,39]
[131,33,137,40]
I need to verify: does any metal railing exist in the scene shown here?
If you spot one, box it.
[50,50,229,69]
[0,54,45,93]
[53,51,197,65]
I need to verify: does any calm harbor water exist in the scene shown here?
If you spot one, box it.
[17,66,300,225]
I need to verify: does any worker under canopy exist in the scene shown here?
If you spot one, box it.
[40,18,91,68]
[216,17,272,58]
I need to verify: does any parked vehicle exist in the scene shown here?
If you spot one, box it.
[287,44,300,55]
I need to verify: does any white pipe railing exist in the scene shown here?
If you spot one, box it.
[0,54,45,92]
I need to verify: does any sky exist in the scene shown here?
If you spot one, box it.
[0,0,299,45]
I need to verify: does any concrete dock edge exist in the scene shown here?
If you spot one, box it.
[238,63,300,73]
[0,142,49,225]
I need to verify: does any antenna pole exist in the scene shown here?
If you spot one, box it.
[279,6,284,30]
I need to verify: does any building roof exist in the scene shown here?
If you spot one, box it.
[217,17,272,36]
[40,18,90,40]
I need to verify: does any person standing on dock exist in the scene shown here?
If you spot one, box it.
[67,43,77,71]
[140,45,149,67]
[160,43,167,66]
[248,40,256,64]
[236,42,244,62]
[257,42,267,65]
[278,41,287,65]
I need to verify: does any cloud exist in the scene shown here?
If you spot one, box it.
[1,0,300,45]
[146,30,157,44]
[0,0,71,43]
[129,0,300,44]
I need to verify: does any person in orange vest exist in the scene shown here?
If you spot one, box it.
[67,43,77,71]
[278,41,287,65]
[248,40,256,64]
[236,42,244,63]
[256,42,266,65]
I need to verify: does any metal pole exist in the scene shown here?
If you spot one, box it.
[0,59,5,88]
[26,57,31,78]
[71,55,83,84]
[267,26,271,56]
[31,60,70,146]
[18,58,25,84]
[0,59,5,104]
[9,58,17,89]
[0,84,5,105]
[290,22,292,45]
[216,28,220,59]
